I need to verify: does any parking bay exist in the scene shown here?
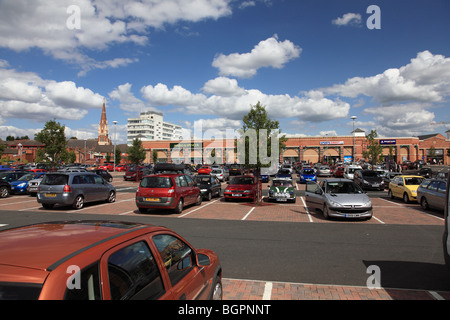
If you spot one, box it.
[0,174,449,296]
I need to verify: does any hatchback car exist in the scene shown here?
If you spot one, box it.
[10,172,46,194]
[197,166,212,175]
[299,168,317,183]
[224,175,257,201]
[0,220,222,300]
[305,179,372,220]
[195,175,221,201]
[353,170,384,191]
[210,168,229,182]
[317,166,332,177]
[388,175,424,203]
[136,173,202,214]
[417,179,446,211]
[268,178,296,203]
[37,172,116,209]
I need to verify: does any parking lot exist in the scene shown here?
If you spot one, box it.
[0,172,448,300]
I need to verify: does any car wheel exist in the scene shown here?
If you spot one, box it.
[210,277,223,300]
[207,192,212,201]
[388,189,394,199]
[323,204,330,220]
[73,195,84,209]
[0,186,10,198]
[196,194,202,206]
[403,192,409,203]
[174,198,183,214]
[107,190,116,203]
[420,197,429,210]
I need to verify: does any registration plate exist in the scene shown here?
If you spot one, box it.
[276,198,287,202]
[145,198,159,202]
[232,194,242,197]
[45,193,56,197]
[345,213,361,218]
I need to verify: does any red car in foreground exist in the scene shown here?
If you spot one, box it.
[136,173,202,214]
[0,220,222,300]
[224,175,257,201]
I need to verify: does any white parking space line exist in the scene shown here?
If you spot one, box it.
[300,196,313,222]
[262,282,273,300]
[378,198,402,206]
[241,207,255,220]
[372,215,385,224]
[178,198,221,218]
[429,291,445,300]
[0,199,37,206]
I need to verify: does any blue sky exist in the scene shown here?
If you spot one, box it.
[0,0,449,144]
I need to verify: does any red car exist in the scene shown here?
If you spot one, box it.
[197,166,212,174]
[99,163,114,171]
[333,166,345,177]
[136,173,202,214]
[224,175,257,201]
[124,166,149,181]
[0,220,222,300]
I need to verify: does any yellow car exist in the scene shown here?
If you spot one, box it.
[388,175,425,203]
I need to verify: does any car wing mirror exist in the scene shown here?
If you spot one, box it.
[197,253,211,267]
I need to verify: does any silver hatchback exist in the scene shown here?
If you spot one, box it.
[37,172,116,209]
[305,178,372,220]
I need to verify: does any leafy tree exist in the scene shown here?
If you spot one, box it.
[34,120,68,166]
[152,149,158,164]
[362,130,383,167]
[115,147,122,165]
[128,138,146,165]
[239,101,287,204]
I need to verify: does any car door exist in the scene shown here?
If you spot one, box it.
[437,181,447,210]
[213,177,221,196]
[151,233,209,300]
[183,175,197,205]
[93,174,108,201]
[305,181,324,211]
[390,177,400,198]
[100,237,170,300]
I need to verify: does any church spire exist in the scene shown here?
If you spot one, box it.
[98,98,111,145]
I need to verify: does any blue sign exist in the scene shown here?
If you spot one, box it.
[379,139,396,145]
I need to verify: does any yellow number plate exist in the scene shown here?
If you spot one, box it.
[145,197,159,202]
[45,193,56,197]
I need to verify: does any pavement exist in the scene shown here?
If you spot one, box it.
[1,171,449,300]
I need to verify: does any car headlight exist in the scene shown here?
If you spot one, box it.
[328,199,343,207]
[224,189,231,193]
[18,183,26,187]
[243,190,252,193]
[362,200,372,207]
[200,189,207,192]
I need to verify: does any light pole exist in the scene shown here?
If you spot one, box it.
[113,121,118,172]
[351,116,357,164]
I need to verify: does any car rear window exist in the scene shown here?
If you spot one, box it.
[41,174,69,185]
[140,176,173,188]
[0,282,42,300]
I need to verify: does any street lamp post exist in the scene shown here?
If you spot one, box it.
[113,121,118,172]
[351,116,357,164]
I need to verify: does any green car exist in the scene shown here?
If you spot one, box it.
[268,178,296,203]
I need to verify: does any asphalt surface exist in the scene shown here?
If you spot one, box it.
[1,208,448,292]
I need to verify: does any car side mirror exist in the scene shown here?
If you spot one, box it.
[197,253,211,267]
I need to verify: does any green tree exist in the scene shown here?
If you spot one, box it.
[115,147,122,165]
[239,101,287,204]
[152,149,158,164]
[34,120,68,166]
[128,138,146,165]
[362,130,383,167]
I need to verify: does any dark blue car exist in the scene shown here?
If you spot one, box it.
[299,168,317,184]
[10,172,46,194]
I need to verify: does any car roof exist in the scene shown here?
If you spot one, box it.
[0,221,162,274]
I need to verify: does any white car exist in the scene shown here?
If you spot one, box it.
[343,165,362,180]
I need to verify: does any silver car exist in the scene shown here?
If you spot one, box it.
[37,172,116,209]
[211,168,229,181]
[417,179,446,211]
[305,178,372,220]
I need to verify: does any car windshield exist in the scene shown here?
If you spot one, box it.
[230,177,254,185]
[325,181,363,194]
[140,176,173,188]
[362,171,380,177]
[302,169,315,174]
[41,174,68,185]
[272,180,293,187]
[404,177,424,185]
[18,173,40,181]
[0,283,42,300]
[211,170,221,174]
[195,176,212,183]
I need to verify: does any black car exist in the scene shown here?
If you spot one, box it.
[0,181,11,198]
[418,167,433,179]
[90,169,113,182]
[354,169,384,191]
[194,175,221,201]
[0,171,28,184]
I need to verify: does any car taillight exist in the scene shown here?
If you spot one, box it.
[63,185,72,193]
